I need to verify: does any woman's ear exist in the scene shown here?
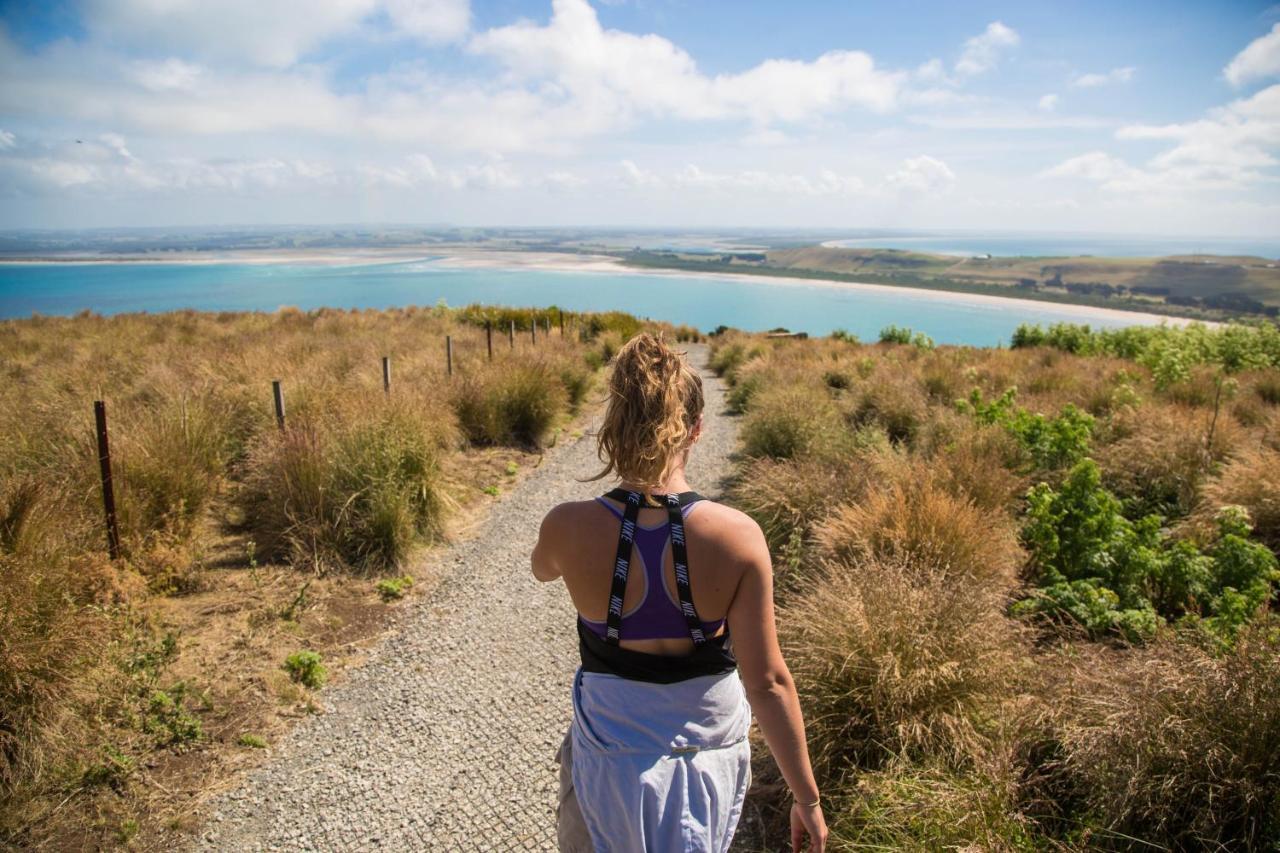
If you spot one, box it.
[690,415,704,445]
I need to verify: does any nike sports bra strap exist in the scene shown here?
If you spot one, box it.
[602,488,708,647]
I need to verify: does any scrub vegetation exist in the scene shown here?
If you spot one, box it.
[713,323,1280,851]
[0,302,643,848]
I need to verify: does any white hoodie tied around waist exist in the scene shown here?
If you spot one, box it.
[569,666,753,852]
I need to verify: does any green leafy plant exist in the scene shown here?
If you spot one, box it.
[283,650,327,689]
[376,574,414,601]
[1015,460,1278,642]
[143,682,202,745]
[957,388,1094,470]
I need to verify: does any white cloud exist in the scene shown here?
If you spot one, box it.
[1071,66,1135,88]
[1119,83,1280,174]
[469,0,902,126]
[82,0,470,68]
[915,58,947,82]
[0,130,14,150]
[82,0,379,68]
[1225,23,1280,87]
[955,21,1019,77]
[672,164,863,195]
[0,138,533,197]
[129,58,205,92]
[619,160,661,188]
[543,170,586,191]
[384,0,470,43]
[1038,93,1059,112]
[614,161,864,196]
[1042,84,1280,194]
[885,155,955,193]
[910,111,1109,130]
[1040,150,1135,183]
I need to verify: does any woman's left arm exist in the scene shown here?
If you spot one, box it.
[531,506,564,582]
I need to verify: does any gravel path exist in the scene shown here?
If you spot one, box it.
[194,343,742,851]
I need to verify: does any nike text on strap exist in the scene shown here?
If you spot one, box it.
[602,488,708,648]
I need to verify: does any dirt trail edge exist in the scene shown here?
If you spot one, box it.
[194,343,741,851]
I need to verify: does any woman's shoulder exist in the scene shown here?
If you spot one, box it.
[687,500,767,553]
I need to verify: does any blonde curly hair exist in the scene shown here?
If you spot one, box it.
[591,332,704,494]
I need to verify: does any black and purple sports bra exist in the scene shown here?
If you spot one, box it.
[577,488,738,684]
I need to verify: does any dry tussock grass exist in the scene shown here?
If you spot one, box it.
[1191,446,1280,551]
[782,553,1030,781]
[1095,401,1244,518]
[814,459,1024,592]
[1048,623,1280,848]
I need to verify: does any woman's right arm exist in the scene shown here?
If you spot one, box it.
[726,517,827,852]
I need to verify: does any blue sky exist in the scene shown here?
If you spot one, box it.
[0,0,1278,235]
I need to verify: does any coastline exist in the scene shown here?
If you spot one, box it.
[2,246,1208,328]
[429,249,1208,328]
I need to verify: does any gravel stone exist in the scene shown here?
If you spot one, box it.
[192,344,746,851]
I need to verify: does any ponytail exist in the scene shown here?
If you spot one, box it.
[592,332,703,492]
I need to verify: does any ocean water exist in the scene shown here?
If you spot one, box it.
[0,258,1178,346]
[821,234,1280,259]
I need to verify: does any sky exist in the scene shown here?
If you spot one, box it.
[0,0,1278,236]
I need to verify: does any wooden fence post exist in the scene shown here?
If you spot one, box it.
[93,401,122,560]
[559,309,564,337]
[509,320,515,349]
[272,380,286,431]
[382,356,391,394]
[531,318,537,345]
[446,336,453,377]
[486,321,493,361]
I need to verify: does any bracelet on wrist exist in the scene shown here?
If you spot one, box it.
[794,794,821,808]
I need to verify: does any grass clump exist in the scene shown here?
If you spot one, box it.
[741,385,849,460]
[782,553,1027,778]
[283,651,327,689]
[240,394,455,573]
[452,363,568,448]
[1048,623,1280,849]
[237,733,267,749]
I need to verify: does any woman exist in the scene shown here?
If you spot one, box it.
[532,333,827,852]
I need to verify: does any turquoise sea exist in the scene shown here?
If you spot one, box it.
[0,258,1178,346]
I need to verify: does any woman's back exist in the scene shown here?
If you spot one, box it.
[539,493,757,658]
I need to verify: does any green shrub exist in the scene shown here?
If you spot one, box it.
[1017,461,1278,642]
[821,369,852,390]
[376,574,414,601]
[958,388,1093,470]
[283,650,327,689]
[558,365,593,412]
[143,682,202,745]
[879,325,914,345]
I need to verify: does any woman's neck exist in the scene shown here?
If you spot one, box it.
[619,461,692,496]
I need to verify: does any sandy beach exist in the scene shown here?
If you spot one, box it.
[429,249,1207,328]
[3,246,1208,328]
